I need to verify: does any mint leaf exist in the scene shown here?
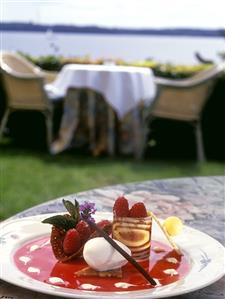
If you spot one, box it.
[42,215,76,230]
[62,199,80,224]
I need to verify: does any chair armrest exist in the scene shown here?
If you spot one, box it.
[154,63,225,89]
[0,62,44,80]
[9,71,44,81]
[153,76,214,88]
[153,77,191,88]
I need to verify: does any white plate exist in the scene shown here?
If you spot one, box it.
[0,212,224,299]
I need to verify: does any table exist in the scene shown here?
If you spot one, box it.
[46,64,156,157]
[1,176,224,298]
[46,64,156,119]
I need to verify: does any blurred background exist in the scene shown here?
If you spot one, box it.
[0,0,224,220]
[1,0,225,63]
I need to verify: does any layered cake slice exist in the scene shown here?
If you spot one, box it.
[112,196,152,260]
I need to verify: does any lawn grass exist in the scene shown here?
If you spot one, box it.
[0,141,224,220]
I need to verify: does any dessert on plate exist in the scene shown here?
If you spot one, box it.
[14,195,190,292]
[112,196,152,260]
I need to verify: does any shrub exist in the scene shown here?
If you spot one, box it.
[21,52,224,79]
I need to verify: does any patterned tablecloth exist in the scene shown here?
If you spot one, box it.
[1,176,224,298]
[50,88,150,158]
[48,64,156,157]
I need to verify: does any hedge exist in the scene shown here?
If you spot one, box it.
[22,52,220,79]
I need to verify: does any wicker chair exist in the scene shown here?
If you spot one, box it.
[149,63,225,161]
[0,51,60,150]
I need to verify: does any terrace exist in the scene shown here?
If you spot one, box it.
[0,1,224,298]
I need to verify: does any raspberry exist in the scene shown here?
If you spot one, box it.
[97,219,110,227]
[129,202,148,218]
[76,220,91,244]
[63,228,81,255]
[113,196,129,217]
[97,219,112,234]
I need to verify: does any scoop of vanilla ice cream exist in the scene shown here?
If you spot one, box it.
[83,237,131,271]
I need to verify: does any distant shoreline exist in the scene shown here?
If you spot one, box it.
[1,22,225,38]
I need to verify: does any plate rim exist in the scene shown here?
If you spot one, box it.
[0,212,224,299]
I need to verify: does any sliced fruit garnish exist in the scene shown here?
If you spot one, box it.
[50,226,82,261]
[51,226,67,260]
[149,211,182,255]
[163,216,183,236]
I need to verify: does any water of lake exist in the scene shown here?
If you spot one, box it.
[1,31,224,64]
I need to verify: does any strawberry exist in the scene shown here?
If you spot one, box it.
[129,202,148,218]
[50,226,68,260]
[113,196,129,217]
[63,228,81,255]
[76,220,91,244]
[43,200,81,260]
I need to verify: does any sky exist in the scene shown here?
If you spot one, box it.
[1,0,225,29]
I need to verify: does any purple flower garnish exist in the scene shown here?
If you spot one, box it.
[79,201,96,222]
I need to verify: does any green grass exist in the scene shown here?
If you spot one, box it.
[0,141,224,220]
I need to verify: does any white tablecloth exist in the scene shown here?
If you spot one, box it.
[46,64,156,118]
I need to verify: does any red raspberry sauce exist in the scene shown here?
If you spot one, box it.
[14,236,190,292]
